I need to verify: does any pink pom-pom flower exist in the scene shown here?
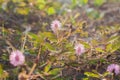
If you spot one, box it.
[107,64,120,75]
[51,20,61,33]
[74,44,85,56]
[9,50,25,66]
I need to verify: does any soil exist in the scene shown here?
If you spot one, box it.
[0,1,120,80]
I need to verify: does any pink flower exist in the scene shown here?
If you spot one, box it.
[107,64,120,75]
[51,20,61,33]
[9,50,25,66]
[74,44,85,56]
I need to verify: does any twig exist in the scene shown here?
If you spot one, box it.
[57,29,72,44]
[28,46,41,78]
[21,33,27,52]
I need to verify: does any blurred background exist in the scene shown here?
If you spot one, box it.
[0,0,120,80]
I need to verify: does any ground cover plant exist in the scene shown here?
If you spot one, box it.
[0,0,120,80]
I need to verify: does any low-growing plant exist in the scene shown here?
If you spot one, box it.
[0,0,120,80]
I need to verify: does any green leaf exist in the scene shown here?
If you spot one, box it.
[84,72,99,78]
[15,7,29,15]
[37,0,46,10]
[37,0,45,4]
[28,32,44,43]
[71,0,77,7]
[83,78,89,80]
[65,42,74,52]
[43,32,54,38]
[72,0,77,5]
[94,0,106,6]
[45,42,56,51]
[111,41,120,53]
[70,15,75,24]
[38,4,45,10]
[107,36,120,43]
[42,32,57,42]
[81,42,90,48]
[12,0,24,3]
[47,7,55,15]
[106,44,112,52]
[18,2,26,7]
[48,68,61,75]
[88,59,99,65]
[91,39,99,46]
[79,0,88,6]
[0,65,3,77]
[103,72,110,77]
[86,9,102,19]
[28,32,38,39]
[107,36,120,53]
[44,62,51,73]
[95,47,105,53]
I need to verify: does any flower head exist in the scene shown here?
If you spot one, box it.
[51,20,61,33]
[9,50,25,66]
[74,44,85,56]
[107,64,120,75]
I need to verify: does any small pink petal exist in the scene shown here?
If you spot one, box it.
[74,44,85,56]
[107,64,120,75]
[51,20,61,33]
[9,50,25,66]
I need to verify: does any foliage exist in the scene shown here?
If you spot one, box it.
[0,0,120,80]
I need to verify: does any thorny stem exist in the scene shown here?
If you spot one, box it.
[21,33,27,52]
[56,30,59,39]
[112,73,114,80]
[28,46,41,79]
[56,30,61,44]
[57,29,71,44]
[28,64,37,77]
[77,55,81,63]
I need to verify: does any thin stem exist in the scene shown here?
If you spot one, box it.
[28,64,37,76]
[21,33,27,52]
[112,73,114,80]
[28,46,41,78]
[57,29,71,44]
[77,56,80,62]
